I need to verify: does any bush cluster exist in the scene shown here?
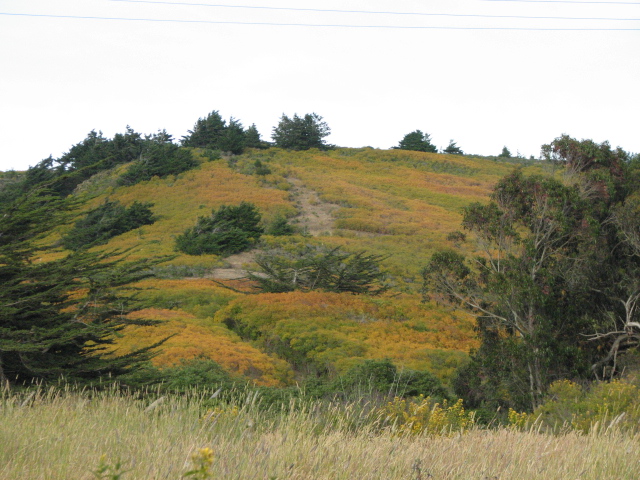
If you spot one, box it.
[249,244,389,295]
[175,202,263,256]
[119,143,197,186]
[62,199,156,250]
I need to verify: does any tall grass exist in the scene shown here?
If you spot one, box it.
[2,386,639,479]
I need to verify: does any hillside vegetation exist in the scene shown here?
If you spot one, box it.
[4,116,639,419]
[35,146,537,388]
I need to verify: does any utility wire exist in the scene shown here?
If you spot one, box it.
[108,0,640,21]
[2,12,638,29]
[480,0,640,4]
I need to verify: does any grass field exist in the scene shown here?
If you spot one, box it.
[1,387,639,480]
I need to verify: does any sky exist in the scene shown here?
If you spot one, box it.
[1,0,639,171]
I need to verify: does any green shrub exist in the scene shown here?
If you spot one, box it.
[120,358,237,393]
[334,359,451,402]
[118,143,197,186]
[175,202,263,256]
[508,378,640,433]
[248,244,389,295]
[378,396,475,436]
[62,200,156,250]
[265,215,295,236]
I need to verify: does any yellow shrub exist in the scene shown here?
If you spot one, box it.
[379,395,475,436]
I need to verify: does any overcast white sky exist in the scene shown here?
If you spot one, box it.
[1,0,638,171]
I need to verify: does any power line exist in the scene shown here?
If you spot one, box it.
[480,0,640,4]
[108,0,640,21]
[1,12,638,30]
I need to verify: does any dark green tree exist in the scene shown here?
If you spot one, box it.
[0,190,166,386]
[498,146,512,158]
[265,215,294,236]
[248,244,389,295]
[62,199,156,251]
[20,127,147,197]
[118,142,197,186]
[443,139,464,155]
[181,111,227,149]
[272,113,331,150]
[244,124,267,149]
[423,171,599,409]
[395,130,437,153]
[175,202,263,256]
[218,118,246,155]
[424,135,636,410]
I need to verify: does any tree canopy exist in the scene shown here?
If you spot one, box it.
[248,244,389,295]
[443,140,464,155]
[0,189,166,386]
[395,130,437,153]
[272,113,331,150]
[175,202,264,256]
[424,135,639,410]
[181,111,266,154]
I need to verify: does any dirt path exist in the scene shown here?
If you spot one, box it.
[288,177,338,236]
[207,178,337,280]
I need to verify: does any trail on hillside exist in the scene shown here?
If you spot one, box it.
[288,177,337,236]
[207,178,337,280]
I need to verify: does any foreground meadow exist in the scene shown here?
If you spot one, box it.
[1,387,638,480]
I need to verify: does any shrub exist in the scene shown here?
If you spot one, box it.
[248,244,390,295]
[272,113,331,151]
[62,200,156,250]
[378,395,475,435]
[118,143,197,186]
[121,358,237,392]
[175,202,263,256]
[529,379,640,434]
[265,215,295,236]
[335,359,451,401]
[394,130,437,153]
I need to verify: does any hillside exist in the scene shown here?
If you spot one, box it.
[31,146,543,387]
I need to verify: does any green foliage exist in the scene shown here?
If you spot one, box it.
[92,455,130,480]
[395,130,437,153]
[182,111,266,154]
[175,202,263,256]
[122,358,237,392]
[0,189,167,386]
[498,146,512,158]
[265,215,294,236]
[272,113,331,150]
[443,139,464,155]
[424,169,608,410]
[118,143,197,186]
[218,118,246,155]
[379,395,475,436]
[62,200,156,250]
[181,111,227,149]
[509,379,640,434]
[248,244,390,295]
[0,170,25,207]
[244,124,268,149]
[446,230,466,244]
[336,359,451,401]
[253,159,272,176]
[22,127,150,197]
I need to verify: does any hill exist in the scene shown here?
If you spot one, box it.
[4,147,545,388]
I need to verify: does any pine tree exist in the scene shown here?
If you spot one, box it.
[272,113,331,150]
[395,130,437,153]
[443,139,464,155]
[0,189,167,386]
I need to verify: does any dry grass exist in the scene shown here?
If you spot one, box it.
[1,388,639,480]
